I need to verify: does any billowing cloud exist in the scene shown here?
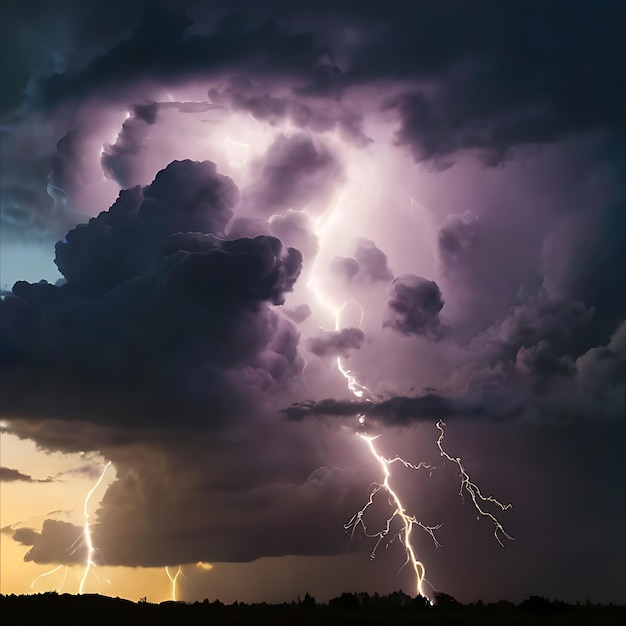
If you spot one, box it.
[208,76,370,146]
[282,303,312,324]
[242,132,343,216]
[100,102,159,187]
[306,327,365,359]
[53,159,237,295]
[1,0,625,603]
[328,238,393,287]
[14,520,85,565]
[0,160,303,430]
[269,209,319,260]
[384,275,447,340]
[438,211,479,270]
[352,238,394,283]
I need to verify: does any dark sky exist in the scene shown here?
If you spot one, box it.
[1,0,625,605]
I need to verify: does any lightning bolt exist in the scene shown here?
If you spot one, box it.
[30,564,68,592]
[165,565,183,601]
[78,461,111,594]
[28,461,112,594]
[307,196,512,600]
[435,421,513,546]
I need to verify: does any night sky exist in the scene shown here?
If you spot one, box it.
[1,0,625,605]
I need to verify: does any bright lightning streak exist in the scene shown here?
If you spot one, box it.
[345,435,443,598]
[307,194,512,600]
[307,221,441,598]
[78,461,112,594]
[165,565,183,601]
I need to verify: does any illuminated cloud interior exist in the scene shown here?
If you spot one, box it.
[1,0,625,605]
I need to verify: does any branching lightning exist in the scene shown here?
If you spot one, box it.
[307,196,513,600]
[344,435,442,598]
[165,565,183,601]
[435,421,513,546]
[28,461,112,594]
[78,461,112,594]
[30,564,68,592]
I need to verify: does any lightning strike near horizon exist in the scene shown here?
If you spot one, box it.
[306,197,444,598]
[308,195,513,600]
[30,564,68,592]
[78,461,112,595]
[165,566,183,601]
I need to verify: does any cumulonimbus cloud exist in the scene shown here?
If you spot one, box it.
[1,1,625,584]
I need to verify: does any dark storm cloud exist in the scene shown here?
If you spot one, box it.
[286,312,624,426]
[54,159,237,296]
[515,341,576,381]
[9,2,626,167]
[10,527,40,545]
[13,520,84,565]
[100,102,159,187]
[283,392,514,425]
[384,275,447,340]
[242,132,343,216]
[359,2,626,166]
[208,76,370,145]
[0,3,352,243]
[1,126,91,243]
[6,452,369,567]
[29,6,328,109]
[514,341,575,393]
[469,293,594,364]
[306,327,365,359]
[563,320,625,420]
[438,211,479,269]
[50,130,94,212]
[0,466,51,483]
[2,0,626,589]
[0,159,303,428]
[542,197,626,352]
[0,0,155,115]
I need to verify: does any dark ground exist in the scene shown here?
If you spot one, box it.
[1,591,624,625]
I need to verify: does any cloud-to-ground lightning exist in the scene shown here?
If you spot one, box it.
[307,196,513,600]
[27,461,113,594]
[30,564,68,592]
[344,435,442,598]
[78,461,112,594]
[165,565,183,601]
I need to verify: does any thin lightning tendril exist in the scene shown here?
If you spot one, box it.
[308,195,512,600]
[30,564,68,592]
[435,422,513,546]
[78,461,112,594]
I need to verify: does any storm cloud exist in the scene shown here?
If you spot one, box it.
[0,159,303,430]
[0,467,51,483]
[1,0,625,603]
[384,275,447,340]
[306,327,365,359]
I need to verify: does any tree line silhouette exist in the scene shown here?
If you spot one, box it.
[2,590,624,625]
